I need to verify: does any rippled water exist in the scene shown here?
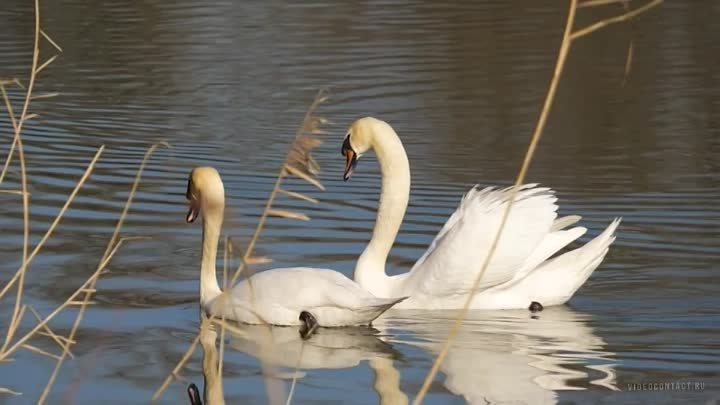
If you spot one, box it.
[1,1,718,404]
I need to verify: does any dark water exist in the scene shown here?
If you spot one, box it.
[1,1,718,404]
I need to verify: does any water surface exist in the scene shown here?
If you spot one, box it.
[0,1,718,404]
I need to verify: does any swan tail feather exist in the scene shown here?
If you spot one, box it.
[565,217,621,292]
[506,226,587,286]
[371,296,408,311]
[527,218,621,305]
[551,215,583,232]
[363,296,408,322]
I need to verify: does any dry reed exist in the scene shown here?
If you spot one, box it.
[0,1,166,400]
[411,1,662,404]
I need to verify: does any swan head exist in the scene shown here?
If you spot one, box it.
[341,117,392,181]
[185,167,225,223]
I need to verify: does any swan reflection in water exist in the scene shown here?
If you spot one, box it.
[189,315,406,405]
[378,306,618,404]
[191,306,616,405]
[229,322,408,405]
[189,317,225,405]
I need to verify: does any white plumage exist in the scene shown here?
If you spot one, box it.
[207,268,405,326]
[342,117,621,309]
[186,167,405,327]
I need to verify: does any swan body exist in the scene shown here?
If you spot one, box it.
[186,167,405,327]
[205,268,404,326]
[341,117,621,310]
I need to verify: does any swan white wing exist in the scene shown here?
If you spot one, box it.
[510,218,621,305]
[551,215,582,231]
[504,226,587,285]
[412,184,540,268]
[405,184,559,299]
[224,268,402,326]
[233,268,375,307]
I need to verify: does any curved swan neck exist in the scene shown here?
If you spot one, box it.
[354,124,410,296]
[201,202,223,305]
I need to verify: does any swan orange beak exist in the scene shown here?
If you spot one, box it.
[186,199,200,223]
[341,137,358,181]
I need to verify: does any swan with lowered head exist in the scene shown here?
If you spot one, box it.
[340,117,621,310]
[185,166,406,329]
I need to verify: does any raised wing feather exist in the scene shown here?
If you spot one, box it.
[404,184,559,298]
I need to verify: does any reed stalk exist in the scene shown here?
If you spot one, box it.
[37,143,166,404]
[2,0,43,353]
[0,2,165,399]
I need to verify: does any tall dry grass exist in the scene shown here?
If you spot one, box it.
[0,1,166,402]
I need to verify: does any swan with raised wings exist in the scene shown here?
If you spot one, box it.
[185,167,405,330]
[340,117,621,310]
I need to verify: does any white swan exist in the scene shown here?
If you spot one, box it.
[340,117,621,310]
[185,166,405,328]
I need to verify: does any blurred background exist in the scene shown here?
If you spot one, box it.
[0,1,718,404]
